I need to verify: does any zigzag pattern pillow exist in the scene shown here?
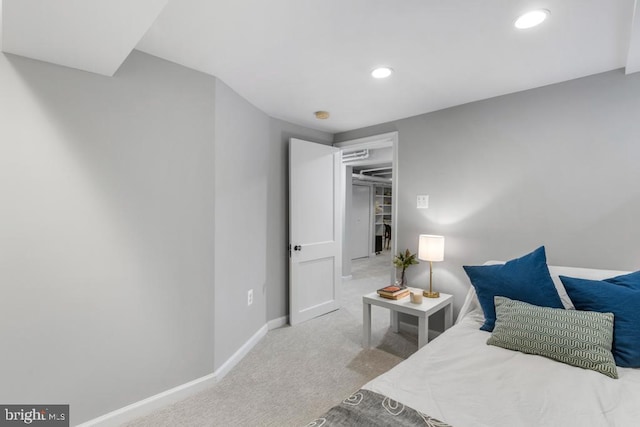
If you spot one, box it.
[487,297,618,379]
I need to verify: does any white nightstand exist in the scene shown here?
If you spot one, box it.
[362,290,453,349]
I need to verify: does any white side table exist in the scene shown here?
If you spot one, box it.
[363,290,454,349]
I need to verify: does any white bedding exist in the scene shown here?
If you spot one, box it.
[363,265,640,427]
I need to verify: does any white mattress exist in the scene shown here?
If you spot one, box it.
[363,309,640,427]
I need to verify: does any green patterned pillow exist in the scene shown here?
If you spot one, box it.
[487,297,618,379]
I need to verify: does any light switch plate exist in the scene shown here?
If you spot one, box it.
[417,195,429,209]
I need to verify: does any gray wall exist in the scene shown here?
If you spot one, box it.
[0,44,332,423]
[212,83,333,367]
[336,69,640,317]
[0,51,216,423]
[212,80,270,368]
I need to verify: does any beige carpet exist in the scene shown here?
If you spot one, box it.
[126,252,420,427]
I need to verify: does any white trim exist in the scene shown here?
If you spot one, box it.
[267,315,289,330]
[398,320,442,341]
[391,132,399,284]
[75,373,217,427]
[336,131,399,285]
[334,131,398,150]
[212,324,268,380]
[77,324,268,427]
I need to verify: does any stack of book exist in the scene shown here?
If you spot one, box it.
[377,285,410,300]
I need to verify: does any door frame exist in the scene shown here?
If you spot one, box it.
[334,131,399,281]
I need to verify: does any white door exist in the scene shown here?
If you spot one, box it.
[289,138,342,325]
[351,185,371,259]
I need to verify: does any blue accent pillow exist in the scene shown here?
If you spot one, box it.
[560,271,640,368]
[463,246,563,332]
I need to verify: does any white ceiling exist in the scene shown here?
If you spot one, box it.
[2,0,639,133]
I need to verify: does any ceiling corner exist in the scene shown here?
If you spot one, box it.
[1,0,169,76]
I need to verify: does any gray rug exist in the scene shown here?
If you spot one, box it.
[127,253,420,427]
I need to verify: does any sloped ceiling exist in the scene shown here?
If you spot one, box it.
[2,0,640,132]
[1,0,169,76]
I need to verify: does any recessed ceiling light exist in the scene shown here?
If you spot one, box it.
[371,67,393,79]
[514,9,549,29]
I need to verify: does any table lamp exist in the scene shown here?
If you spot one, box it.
[418,234,444,298]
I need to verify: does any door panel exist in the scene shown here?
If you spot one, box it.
[289,139,342,325]
[297,257,335,309]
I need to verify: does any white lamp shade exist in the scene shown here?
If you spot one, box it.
[418,234,445,262]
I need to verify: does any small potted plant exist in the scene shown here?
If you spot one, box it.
[393,248,419,286]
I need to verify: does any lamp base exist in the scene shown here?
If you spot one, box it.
[423,291,440,298]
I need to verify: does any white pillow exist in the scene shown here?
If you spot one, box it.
[548,265,631,310]
[456,262,630,324]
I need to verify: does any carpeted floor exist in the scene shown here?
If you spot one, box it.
[126,252,420,427]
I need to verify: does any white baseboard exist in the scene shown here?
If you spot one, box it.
[267,315,288,330]
[398,320,442,341]
[77,324,268,427]
[74,373,217,427]
[398,320,419,336]
[211,323,268,380]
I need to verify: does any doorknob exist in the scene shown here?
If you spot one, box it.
[294,245,302,251]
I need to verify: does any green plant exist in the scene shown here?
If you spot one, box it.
[393,249,419,285]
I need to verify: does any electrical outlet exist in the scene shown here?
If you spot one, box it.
[417,195,429,209]
[248,289,253,306]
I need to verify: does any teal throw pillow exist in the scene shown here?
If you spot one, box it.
[560,271,640,368]
[463,246,563,331]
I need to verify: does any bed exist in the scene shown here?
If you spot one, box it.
[308,253,640,427]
